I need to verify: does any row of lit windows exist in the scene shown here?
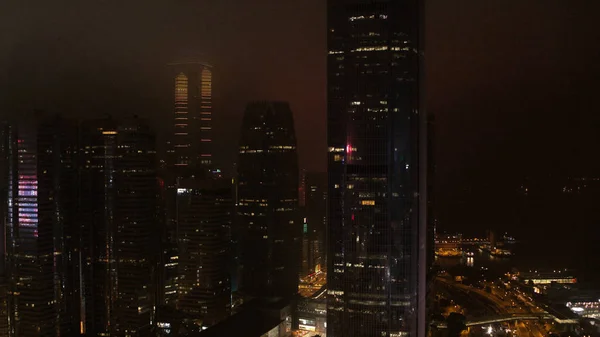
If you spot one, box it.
[348,14,387,21]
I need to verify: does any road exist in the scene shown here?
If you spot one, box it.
[299,271,326,298]
[437,276,550,337]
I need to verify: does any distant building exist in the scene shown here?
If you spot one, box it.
[197,297,292,337]
[157,176,179,307]
[237,101,300,298]
[518,270,577,285]
[427,114,436,271]
[79,116,158,336]
[175,172,232,327]
[304,172,327,275]
[5,114,79,337]
[166,60,213,169]
[162,59,214,313]
[0,277,7,337]
[299,169,307,207]
[296,297,327,335]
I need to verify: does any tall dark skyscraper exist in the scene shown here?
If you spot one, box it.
[166,60,213,169]
[79,116,158,336]
[427,114,436,272]
[304,172,327,275]
[175,173,232,327]
[237,101,300,298]
[327,0,427,336]
[5,114,79,337]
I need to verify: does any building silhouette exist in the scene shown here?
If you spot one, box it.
[79,116,158,336]
[327,0,427,336]
[427,114,436,272]
[175,172,232,327]
[304,172,327,276]
[4,114,79,337]
[237,101,300,299]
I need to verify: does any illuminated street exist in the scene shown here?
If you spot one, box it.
[299,271,326,298]
[435,274,556,337]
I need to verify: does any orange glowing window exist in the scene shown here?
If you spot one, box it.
[175,73,188,102]
[201,69,212,98]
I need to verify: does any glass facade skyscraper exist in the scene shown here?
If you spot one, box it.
[237,101,300,298]
[5,114,79,337]
[175,174,232,327]
[327,1,427,336]
[79,116,158,336]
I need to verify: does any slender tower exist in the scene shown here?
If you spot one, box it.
[160,60,214,310]
[237,101,300,299]
[166,60,213,169]
[327,0,427,336]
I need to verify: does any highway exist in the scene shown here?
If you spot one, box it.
[436,275,552,337]
[299,271,326,298]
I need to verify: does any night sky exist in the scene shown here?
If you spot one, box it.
[1,1,599,271]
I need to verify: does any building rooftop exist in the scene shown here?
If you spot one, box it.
[195,309,282,337]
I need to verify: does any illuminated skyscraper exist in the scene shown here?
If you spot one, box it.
[79,116,158,336]
[237,101,300,298]
[327,1,427,336]
[5,114,79,337]
[162,60,214,311]
[175,173,232,327]
[166,61,213,169]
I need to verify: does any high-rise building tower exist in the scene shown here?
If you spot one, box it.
[305,172,327,275]
[166,60,213,169]
[427,114,436,272]
[161,60,214,311]
[327,0,427,336]
[0,277,8,337]
[237,101,300,298]
[5,114,79,337]
[175,173,232,327]
[79,116,158,336]
[299,169,307,207]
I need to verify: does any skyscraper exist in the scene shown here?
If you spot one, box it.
[237,101,300,298]
[166,60,213,169]
[305,172,327,275]
[427,114,436,273]
[175,173,232,327]
[79,116,158,336]
[327,0,427,336]
[161,60,214,311]
[5,114,79,337]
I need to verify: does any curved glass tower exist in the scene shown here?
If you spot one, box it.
[327,0,427,336]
